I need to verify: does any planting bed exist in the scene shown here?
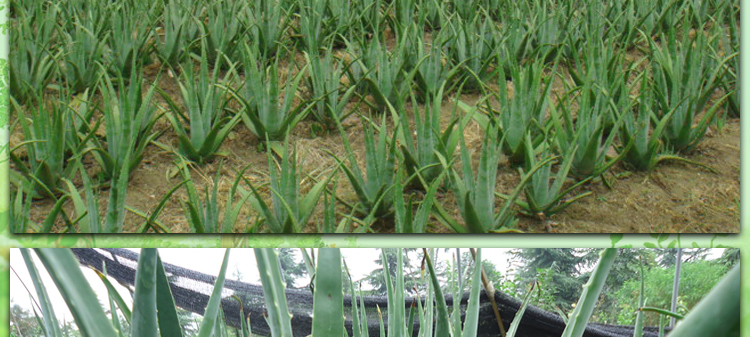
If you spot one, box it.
[10,0,740,233]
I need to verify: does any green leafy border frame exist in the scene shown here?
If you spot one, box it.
[0,1,746,336]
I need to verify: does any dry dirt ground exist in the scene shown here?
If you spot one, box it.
[17,48,740,234]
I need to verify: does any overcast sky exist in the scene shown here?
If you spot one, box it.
[9,248,514,322]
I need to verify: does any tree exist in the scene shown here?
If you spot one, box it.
[362,249,421,295]
[10,304,42,337]
[612,259,731,326]
[509,249,598,311]
[656,248,710,267]
[717,248,740,267]
[278,248,308,289]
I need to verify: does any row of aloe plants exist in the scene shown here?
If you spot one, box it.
[10,0,738,233]
[15,248,740,337]
[10,0,739,105]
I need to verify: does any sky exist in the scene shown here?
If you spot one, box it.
[9,248,514,322]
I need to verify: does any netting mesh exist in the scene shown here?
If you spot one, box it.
[71,248,666,337]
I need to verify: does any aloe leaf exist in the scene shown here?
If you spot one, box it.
[196,249,232,337]
[33,249,118,337]
[312,249,345,337]
[422,249,451,337]
[92,268,132,324]
[20,249,63,337]
[130,248,158,337]
[155,254,183,337]
[461,249,483,337]
[506,282,536,337]
[633,257,645,337]
[561,248,617,337]
[255,249,294,337]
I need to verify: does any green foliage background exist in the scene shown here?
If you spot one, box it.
[0,0,747,336]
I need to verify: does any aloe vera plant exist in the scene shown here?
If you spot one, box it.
[60,17,109,93]
[154,0,203,68]
[550,82,629,181]
[304,49,359,128]
[616,69,708,172]
[331,114,397,221]
[411,27,459,101]
[445,11,498,92]
[106,4,153,78]
[23,248,233,337]
[649,24,733,153]
[178,160,253,233]
[10,97,91,199]
[444,128,516,232]
[358,35,413,112]
[518,140,592,218]
[394,85,469,190]
[485,55,556,165]
[159,44,241,164]
[243,142,332,233]
[244,0,292,59]
[9,2,58,105]
[198,0,247,64]
[297,0,326,55]
[89,66,163,180]
[225,43,311,143]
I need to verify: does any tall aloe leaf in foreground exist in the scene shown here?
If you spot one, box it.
[19,249,63,337]
[422,248,451,337]
[33,249,118,337]
[312,249,345,337]
[381,249,406,336]
[196,249,232,337]
[561,248,617,337]
[255,249,294,337]
[666,264,740,337]
[461,249,484,337]
[130,249,158,337]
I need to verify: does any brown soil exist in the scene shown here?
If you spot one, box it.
[15,40,740,234]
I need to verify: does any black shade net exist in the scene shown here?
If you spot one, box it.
[71,248,667,337]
